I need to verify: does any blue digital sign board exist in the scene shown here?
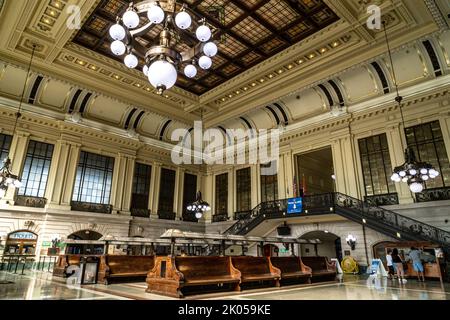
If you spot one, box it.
[287,197,302,214]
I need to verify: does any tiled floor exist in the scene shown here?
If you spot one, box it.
[0,271,449,300]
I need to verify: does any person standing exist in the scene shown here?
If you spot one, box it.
[409,247,425,282]
[386,249,395,279]
[392,248,407,283]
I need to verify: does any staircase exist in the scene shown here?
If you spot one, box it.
[223,192,450,279]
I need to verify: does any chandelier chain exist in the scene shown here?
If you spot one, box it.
[12,45,37,135]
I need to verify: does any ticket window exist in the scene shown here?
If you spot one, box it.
[4,231,38,255]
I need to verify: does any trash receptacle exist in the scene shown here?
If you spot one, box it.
[79,256,99,285]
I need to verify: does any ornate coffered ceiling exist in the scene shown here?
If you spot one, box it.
[0,0,447,133]
[72,0,339,95]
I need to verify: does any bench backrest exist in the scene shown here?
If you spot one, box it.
[175,256,232,279]
[270,256,301,273]
[301,256,330,271]
[106,255,154,274]
[232,256,271,275]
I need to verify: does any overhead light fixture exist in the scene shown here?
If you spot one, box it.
[0,45,37,199]
[382,22,439,193]
[186,191,211,220]
[109,1,218,95]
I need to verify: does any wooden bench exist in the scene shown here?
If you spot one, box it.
[270,256,312,284]
[146,256,241,298]
[97,255,155,285]
[301,256,336,282]
[53,254,85,277]
[231,256,281,288]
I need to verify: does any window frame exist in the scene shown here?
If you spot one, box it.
[215,173,228,215]
[130,162,152,210]
[236,167,251,212]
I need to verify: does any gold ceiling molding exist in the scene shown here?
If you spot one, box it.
[200,19,347,103]
[213,34,353,106]
[30,0,69,36]
[62,42,197,104]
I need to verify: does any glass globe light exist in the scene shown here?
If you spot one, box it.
[399,171,406,177]
[391,173,399,181]
[124,54,138,68]
[123,10,140,29]
[195,211,202,219]
[196,25,211,42]
[109,24,126,41]
[148,60,178,90]
[143,65,149,76]
[111,40,126,56]
[402,177,408,183]
[187,205,192,211]
[422,175,429,181]
[5,178,12,185]
[409,182,423,193]
[409,169,417,176]
[13,180,22,188]
[184,64,197,78]
[147,5,165,24]
[420,168,428,175]
[430,169,439,177]
[175,11,191,29]
[203,42,218,57]
[199,56,212,70]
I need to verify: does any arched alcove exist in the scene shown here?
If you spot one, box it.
[66,230,104,255]
[299,230,342,261]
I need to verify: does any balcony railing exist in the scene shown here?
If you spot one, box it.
[15,196,47,208]
[234,211,251,220]
[131,208,151,218]
[364,193,399,206]
[158,211,176,220]
[71,201,112,214]
[212,213,229,223]
[415,187,450,203]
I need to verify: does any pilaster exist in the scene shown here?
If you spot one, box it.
[385,124,414,204]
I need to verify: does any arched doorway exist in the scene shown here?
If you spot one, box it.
[263,244,279,257]
[4,230,38,255]
[66,230,104,255]
[300,231,342,262]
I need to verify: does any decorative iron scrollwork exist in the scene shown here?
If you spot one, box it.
[14,196,47,208]
[158,211,176,220]
[212,213,228,222]
[364,193,399,206]
[415,187,450,203]
[131,208,151,218]
[71,201,112,214]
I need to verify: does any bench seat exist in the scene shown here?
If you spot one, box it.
[98,255,155,284]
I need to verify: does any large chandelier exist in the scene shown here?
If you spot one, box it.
[381,22,439,193]
[0,158,22,199]
[187,191,211,219]
[109,0,219,95]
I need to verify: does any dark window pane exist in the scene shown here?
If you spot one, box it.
[406,121,448,189]
[131,163,151,210]
[260,161,278,202]
[0,134,12,163]
[18,140,54,198]
[72,151,114,204]
[158,168,175,213]
[182,173,197,215]
[215,173,228,215]
[358,133,395,196]
[236,167,251,212]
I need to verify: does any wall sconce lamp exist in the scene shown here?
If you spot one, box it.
[346,234,357,250]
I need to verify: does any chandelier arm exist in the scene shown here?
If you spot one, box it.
[129,21,154,37]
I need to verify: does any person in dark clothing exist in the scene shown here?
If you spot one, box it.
[392,248,407,283]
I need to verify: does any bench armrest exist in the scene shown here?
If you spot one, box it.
[300,259,313,274]
[267,257,281,277]
[228,257,241,280]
